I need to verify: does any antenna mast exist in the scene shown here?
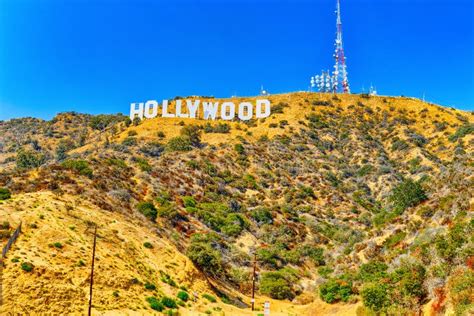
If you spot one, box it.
[333,0,350,93]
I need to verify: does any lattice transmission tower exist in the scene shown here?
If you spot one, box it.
[311,0,350,94]
[333,0,350,93]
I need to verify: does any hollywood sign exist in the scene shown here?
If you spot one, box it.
[130,99,271,121]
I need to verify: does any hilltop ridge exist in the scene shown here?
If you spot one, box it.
[0,92,473,315]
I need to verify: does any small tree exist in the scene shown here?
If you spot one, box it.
[361,283,389,312]
[389,178,427,212]
[186,233,223,276]
[180,125,201,147]
[16,149,46,170]
[260,271,295,300]
[0,188,11,200]
[137,202,158,222]
[319,278,353,303]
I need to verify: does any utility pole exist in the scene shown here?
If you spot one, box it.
[88,225,97,316]
[251,251,257,311]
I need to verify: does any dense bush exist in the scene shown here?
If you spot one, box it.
[361,283,389,312]
[0,188,11,200]
[186,233,223,276]
[260,270,297,300]
[319,278,353,303]
[160,296,177,308]
[89,114,128,131]
[204,122,231,133]
[16,149,46,169]
[122,137,137,146]
[298,245,325,266]
[448,123,474,142]
[137,202,158,222]
[166,136,192,152]
[177,291,189,302]
[389,178,427,212]
[21,262,34,272]
[144,282,156,290]
[391,138,409,151]
[146,297,164,311]
[133,157,152,172]
[358,261,388,282]
[180,125,201,147]
[271,102,289,113]
[140,142,164,157]
[62,159,93,178]
[182,196,197,208]
[249,207,273,226]
[202,293,217,303]
[448,268,474,315]
[435,222,467,261]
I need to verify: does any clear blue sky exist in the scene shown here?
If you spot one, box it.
[0,0,473,120]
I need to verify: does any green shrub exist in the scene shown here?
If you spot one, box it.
[186,234,223,276]
[62,159,93,178]
[143,242,153,249]
[389,179,427,212]
[107,158,128,168]
[260,271,296,300]
[361,283,389,312]
[234,143,245,155]
[21,262,34,272]
[204,122,231,133]
[250,208,273,225]
[161,296,177,308]
[146,296,164,311]
[122,137,137,146]
[177,290,189,302]
[448,268,474,315]
[435,223,468,260]
[299,245,325,266]
[159,271,177,287]
[166,136,192,152]
[134,157,152,172]
[50,242,63,249]
[202,293,217,303]
[391,139,409,151]
[137,202,158,221]
[319,278,353,303]
[318,266,333,278]
[182,196,197,208]
[271,102,288,113]
[384,231,406,248]
[448,123,474,142]
[140,142,164,157]
[180,125,201,147]
[144,282,156,290]
[0,188,11,200]
[221,213,247,237]
[358,261,388,282]
[391,260,426,300]
[16,149,46,169]
[157,131,165,138]
[90,114,128,131]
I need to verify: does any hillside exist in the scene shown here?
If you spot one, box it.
[0,92,473,315]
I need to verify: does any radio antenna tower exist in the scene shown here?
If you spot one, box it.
[333,0,350,93]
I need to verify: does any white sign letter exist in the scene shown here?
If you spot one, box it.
[144,100,159,119]
[187,100,200,118]
[162,100,175,118]
[130,102,144,120]
[238,102,253,121]
[176,100,188,118]
[221,102,235,120]
[203,101,219,120]
[256,99,271,118]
